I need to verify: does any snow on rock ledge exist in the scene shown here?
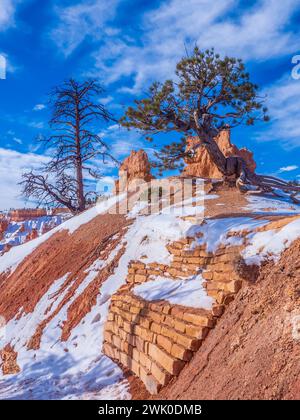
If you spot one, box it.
[243,217,300,265]
[133,275,214,310]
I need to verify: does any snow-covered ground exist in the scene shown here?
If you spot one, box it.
[0,215,66,252]
[0,195,197,399]
[0,191,300,399]
[244,194,300,215]
[243,217,300,265]
[187,217,270,252]
[133,275,214,310]
[0,195,125,275]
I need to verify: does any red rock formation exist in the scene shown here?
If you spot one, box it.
[3,244,12,253]
[26,229,39,242]
[8,209,47,222]
[182,128,256,179]
[0,345,21,375]
[0,220,9,240]
[51,207,71,216]
[19,224,26,233]
[116,149,154,192]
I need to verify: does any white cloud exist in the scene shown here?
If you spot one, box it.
[33,104,46,111]
[107,124,119,131]
[50,0,300,97]
[28,121,45,129]
[0,0,16,31]
[50,0,120,56]
[255,74,300,149]
[0,148,49,210]
[101,125,155,161]
[0,51,22,78]
[13,137,22,144]
[279,165,298,173]
[91,0,300,93]
[0,54,6,79]
[99,95,114,105]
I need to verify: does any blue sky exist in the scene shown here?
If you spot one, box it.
[0,0,300,209]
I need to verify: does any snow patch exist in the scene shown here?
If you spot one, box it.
[245,194,300,215]
[243,217,300,265]
[187,217,269,253]
[0,195,125,275]
[133,275,214,310]
[125,213,192,264]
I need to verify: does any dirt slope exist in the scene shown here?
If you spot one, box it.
[155,239,300,400]
[0,187,299,399]
[0,213,130,340]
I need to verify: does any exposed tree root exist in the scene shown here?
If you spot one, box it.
[234,158,300,203]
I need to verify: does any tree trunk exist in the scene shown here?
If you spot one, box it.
[193,117,300,200]
[75,101,85,212]
[193,111,227,175]
[76,155,85,212]
[194,130,228,175]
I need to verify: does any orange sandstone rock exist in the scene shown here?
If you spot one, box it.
[182,128,256,179]
[116,150,154,192]
[0,345,21,375]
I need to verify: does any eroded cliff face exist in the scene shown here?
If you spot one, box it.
[0,182,299,400]
[182,129,256,179]
[0,221,9,241]
[115,150,154,192]
[0,211,69,254]
[155,239,300,400]
[7,209,48,222]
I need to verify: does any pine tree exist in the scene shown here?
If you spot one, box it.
[121,48,299,200]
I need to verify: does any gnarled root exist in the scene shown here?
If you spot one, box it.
[227,156,300,203]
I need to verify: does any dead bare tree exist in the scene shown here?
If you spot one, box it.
[121,47,300,201]
[21,79,117,213]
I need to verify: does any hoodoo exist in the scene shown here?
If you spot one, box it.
[115,149,154,192]
[182,128,256,179]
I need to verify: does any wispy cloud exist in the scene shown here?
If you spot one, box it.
[33,104,46,111]
[102,125,155,161]
[50,0,120,56]
[89,0,300,93]
[27,120,45,129]
[0,148,49,209]
[99,95,114,105]
[255,74,300,149]
[0,0,17,31]
[279,165,298,173]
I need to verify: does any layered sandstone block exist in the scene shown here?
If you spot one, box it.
[103,291,217,394]
[104,235,245,394]
[127,241,243,305]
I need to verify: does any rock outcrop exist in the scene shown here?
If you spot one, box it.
[0,345,21,375]
[26,229,39,242]
[0,220,9,240]
[116,150,154,192]
[0,211,68,255]
[182,128,256,179]
[156,238,300,400]
[103,239,245,394]
[8,209,48,222]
